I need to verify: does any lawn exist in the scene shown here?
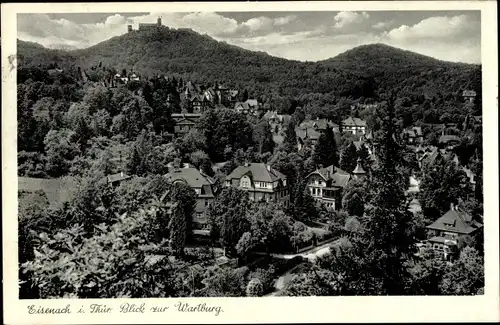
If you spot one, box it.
[18,176,77,207]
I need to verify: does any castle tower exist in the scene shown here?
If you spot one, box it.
[157,17,162,27]
[127,25,132,33]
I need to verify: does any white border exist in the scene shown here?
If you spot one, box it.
[2,2,499,324]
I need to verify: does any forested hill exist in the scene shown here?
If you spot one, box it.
[17,27,481,100]
[321,43,482,100]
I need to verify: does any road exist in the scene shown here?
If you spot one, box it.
[263,239,341,296]
[255,238,338,262]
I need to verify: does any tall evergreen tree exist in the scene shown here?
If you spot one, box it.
[282,120,298,154]
[126,146,143,176]
[241,89,249,102]
[170,182,196,242]
[168,201,187,256]
[292,180,318,222]
[312,126,338,168]
[340,142,358,173]
[253,120,275,154]
[360,93,416,294]
[74,116,93,151]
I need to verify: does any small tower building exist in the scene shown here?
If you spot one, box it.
[352,158,367,180]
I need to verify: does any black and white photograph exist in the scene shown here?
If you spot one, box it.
[2,2,499,322]
[12,8,489,298]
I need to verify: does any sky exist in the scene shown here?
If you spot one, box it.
[17,11,481,63]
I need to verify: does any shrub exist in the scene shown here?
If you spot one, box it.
[21,210,183,298]
[246,278,264,297]
[248,266,275,294]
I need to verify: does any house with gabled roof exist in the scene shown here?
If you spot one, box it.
[439,134,461,150]
[103,171,131,187]
[172,113,201,137]
[342,116,367,135]
[420,146,448,167]
[295,118,339,150]
[263,110,292,134]
[234,102,251,114]
[165,165,218,229]
[424,204,483,260]
[225,162,289,205]
[188,94,207,113]
[462,89,477,103]
[305,165,351,210]
[401,126,424,145]
[234,99,260,115]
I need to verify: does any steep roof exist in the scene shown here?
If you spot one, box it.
[342,116,367,127]
[263,110,279,120]
[307,165,351,188]
[403,126,423,137]
[165,167,215,190]
[421,146,448,165]
[234,102,250,111]
[462,90,477,96]
[439,134,461,145]
[295,126,322,141]
[300,119,337,130]
[189,94,205,102]
[427,207,482,235]
[352,161,366,175]
[245,99,259,107]
[226,163,287,183]
[105,172,131,183]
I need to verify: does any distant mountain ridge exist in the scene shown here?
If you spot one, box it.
[46,43,80,51]
[16,26,481,99]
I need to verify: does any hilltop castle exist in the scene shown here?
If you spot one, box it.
[128,17,162,33]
